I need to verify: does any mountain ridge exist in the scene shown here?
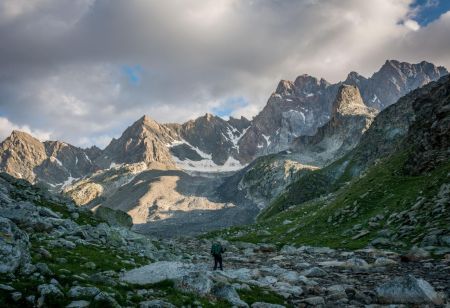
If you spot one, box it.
[0,59,447,190]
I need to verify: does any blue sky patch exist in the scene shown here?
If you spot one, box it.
[410,0,450,26]
[212,96,249,118]
[122,65,143,86]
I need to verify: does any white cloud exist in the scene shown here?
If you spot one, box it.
[0,117,52,142]
[404,19,421,31]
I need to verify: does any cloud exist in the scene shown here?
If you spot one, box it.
[0,0,449,147]
[0,117,52,142]
[403,19,421,30]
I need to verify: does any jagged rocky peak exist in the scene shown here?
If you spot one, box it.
[0,130,47,182]
[294,74,322,95]
[332,84,371,116]
[345,71,367,84]
[8,130,43,145]
[275,80,295,96]
[204,112,214,121]
[0,130,98,186]
[227,116,251,131]
[377,59,448,86]
[97,115,177,169]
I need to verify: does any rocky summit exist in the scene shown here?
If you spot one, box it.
[0,60,449,307]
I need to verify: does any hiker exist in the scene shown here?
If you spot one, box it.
[211,241,225,270]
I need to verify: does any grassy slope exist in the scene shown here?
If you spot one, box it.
[258,155,350,220]
[209,152,450,251]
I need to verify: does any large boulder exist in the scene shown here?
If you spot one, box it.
[0,217,30,273]
[174,271,213,296]
[376,275,442,304]
[68,286,101,299]
[212,284,248,307]
[121,261,197,285]
[37,284,64,306]
[300,267,328,277]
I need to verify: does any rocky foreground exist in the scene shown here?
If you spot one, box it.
[1,173,450,307]
[121,237,450,307]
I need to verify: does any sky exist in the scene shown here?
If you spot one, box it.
[0,0,449,148]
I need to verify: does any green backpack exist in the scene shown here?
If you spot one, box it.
[211,243,222,255]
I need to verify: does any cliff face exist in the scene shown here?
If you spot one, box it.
[403,74,450,174]
[291,84,377,167]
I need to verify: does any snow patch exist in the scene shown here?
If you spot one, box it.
[62,175,78,189]
[83,153,92,163]
[225,125,248,153]
[262,134,271,147]
[371,94,379,103]
[167,139,212,159]
[172,155,245,172]
[75,156,78,165]
[50,156,63,167]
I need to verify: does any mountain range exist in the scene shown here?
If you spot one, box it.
[0,59,448,235]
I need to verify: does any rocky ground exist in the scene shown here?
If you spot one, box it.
[1,173,449,307]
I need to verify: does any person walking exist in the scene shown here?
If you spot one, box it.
[211,241,225,270]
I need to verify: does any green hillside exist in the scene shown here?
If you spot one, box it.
[209,151,450,253]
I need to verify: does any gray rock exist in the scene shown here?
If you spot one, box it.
[174,271,213,296]
[66,300,90,308]
[37,283,64,305]
[302,296,325,305]
[374,257,397,267]
[251,302,285,308]
[0,217,30,273]
[213,284,249,307]
[68,286,100,299]
[90,272,118,286]
[345,257,369,268]
[301,267,328,277]
[37,247,52,259]
[121,261,195,285]
[26,295,36,304]
[403,246,430,261]
[371,237,391,246]
[82,262,96,270]
[280,245,298,255]
[376,275,442,304]
[139,300,176,308]
[36,262,53,275]
[273,282,303,296]
[93,292,120,307]
[0,284,15,291]
[11,291,22,302]
[439,235,450,246]
[47,238,76,249]
[20,263,36,275]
